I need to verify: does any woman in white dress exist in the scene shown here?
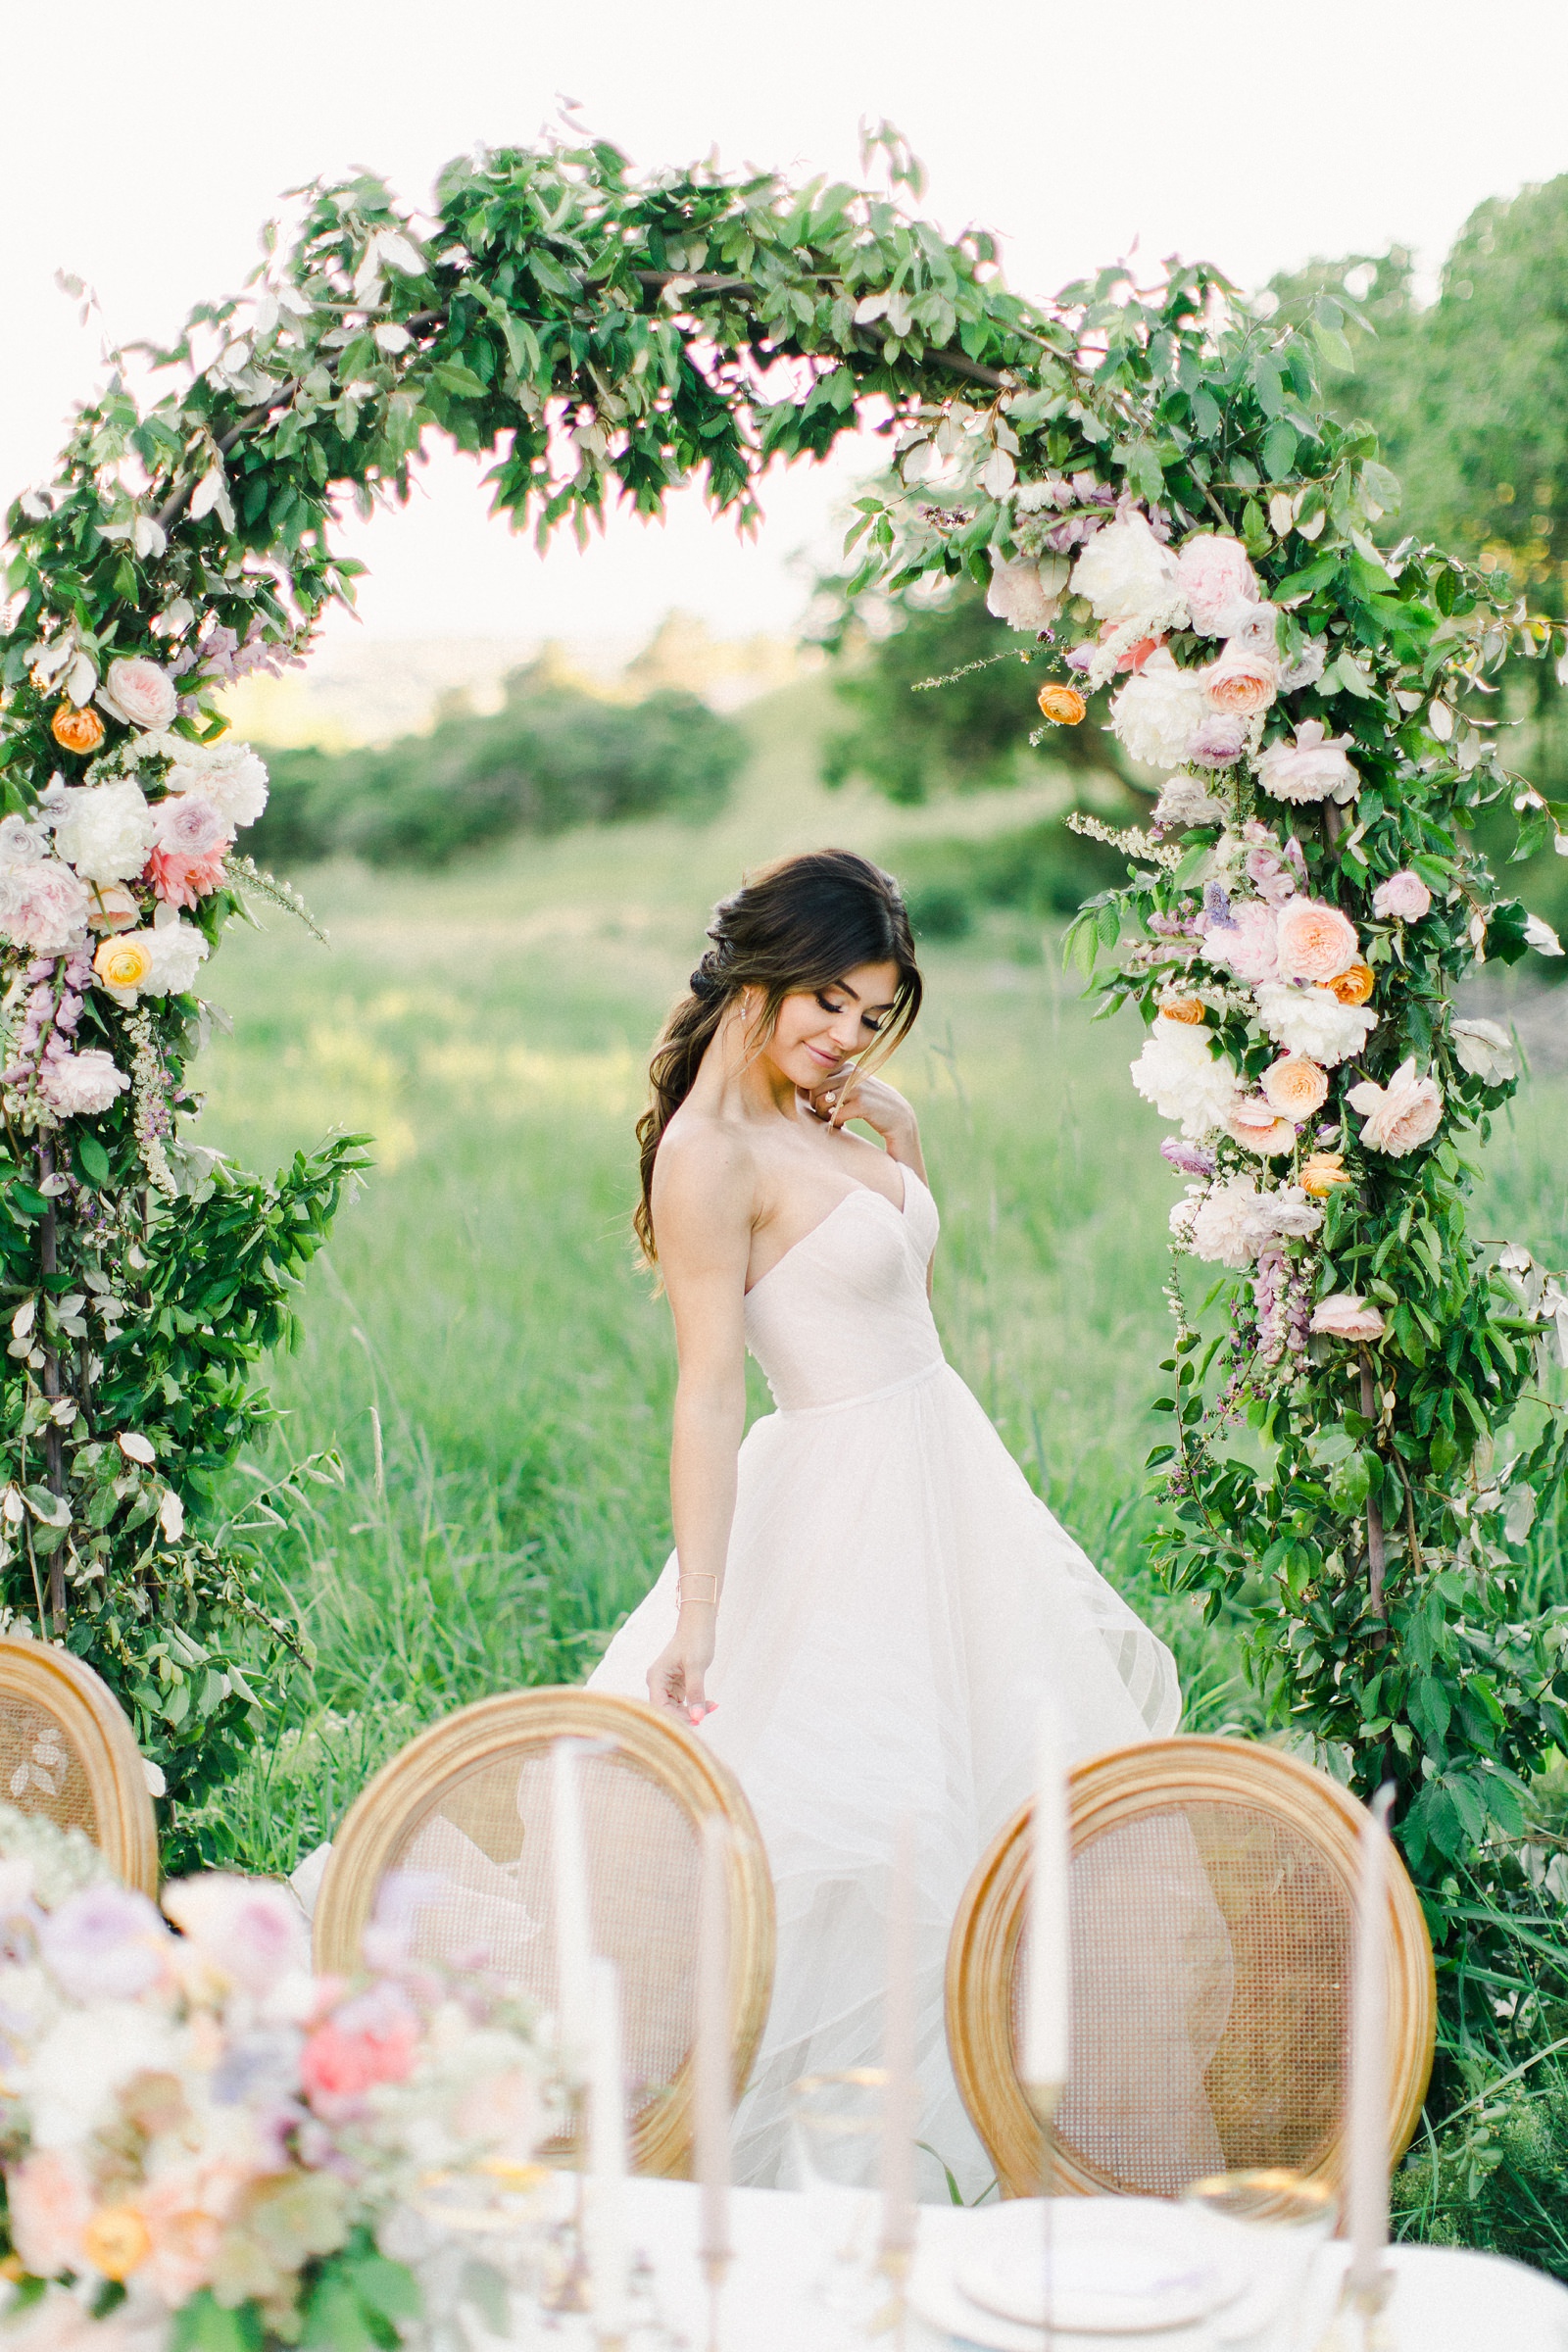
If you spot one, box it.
[589,849,1180,2194]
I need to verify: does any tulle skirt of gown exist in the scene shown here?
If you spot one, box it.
[588,1166,1180,2198]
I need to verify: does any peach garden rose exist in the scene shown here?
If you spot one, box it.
[1260,1054,1329,1119]
[1346,1057,1445,1156]
[1274,898,1360,983]
[1199,641,1277,716]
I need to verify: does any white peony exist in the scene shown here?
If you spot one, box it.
[1109,651,1210,769]
[1153,773,1227,827]
[141,906,210,998]
[1450,1016,1517,1085]
[1129,1018,1242,1139]
[37,1050,129,1118]
[159,737,270,831]
[1255,719,1359,807]
[50,781,156,884]
[1190,1175,1268,1267]
[1254,982,1378,1066]
[1071,512,1182,627]
[0,861,91,955]
[986,554,1065,633]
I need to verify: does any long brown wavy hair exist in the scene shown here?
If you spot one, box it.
[634,849,923,1263]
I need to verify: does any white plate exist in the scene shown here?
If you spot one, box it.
[943,2200,1242,2336]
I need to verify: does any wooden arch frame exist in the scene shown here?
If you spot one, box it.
[946,1735,1436,2201]
[0,1637,159,1893]
[312,1687,775,2179]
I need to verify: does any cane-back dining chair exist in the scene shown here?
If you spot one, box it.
[312,1689,776,2179]
[946,1736,1435,2202]
[0,1637,159,1893]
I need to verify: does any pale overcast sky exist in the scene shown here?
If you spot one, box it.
[5,0,1568,650]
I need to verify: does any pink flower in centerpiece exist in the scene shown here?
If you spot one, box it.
[1371,869,1433,922]
[38,1885,171,2002]
[1226,1097,1297,1156]
[8,2150,91,2278]
[301,1987,419,2119]
[1274,899,1360,983]
[1345,1058,1445,1156]
[1200,642,1278,716]
[1200,897,1280,985]
[1175,535,1259,636]
[136,2163,249,2306]
[1260,1054,1330,1119]
[164,1875,311,1999]
[1309,1294,1387,1340]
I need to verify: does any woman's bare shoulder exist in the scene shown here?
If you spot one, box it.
[653,1105,757,1220]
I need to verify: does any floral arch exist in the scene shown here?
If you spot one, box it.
[2,130,1566,1909]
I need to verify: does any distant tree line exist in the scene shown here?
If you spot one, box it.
[250,663,747,869]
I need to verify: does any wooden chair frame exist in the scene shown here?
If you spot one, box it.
[313,1689,776,2179]
[946,1736,1436,2200]
[0,1638,159,1893]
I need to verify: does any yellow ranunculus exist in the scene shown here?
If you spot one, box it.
[1300,1151,1352,1199]
[83,2206,150,2281]
[92,933,154,994]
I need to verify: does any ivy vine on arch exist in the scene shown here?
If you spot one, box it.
[2,129,1566,1931]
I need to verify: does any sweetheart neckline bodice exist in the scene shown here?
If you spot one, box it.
[745,1163,925,1298]
[742,1164,942,1414]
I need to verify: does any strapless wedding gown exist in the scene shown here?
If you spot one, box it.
[588,1165,1180,2195]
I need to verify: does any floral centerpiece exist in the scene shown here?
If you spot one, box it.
[0,1825,555,2352]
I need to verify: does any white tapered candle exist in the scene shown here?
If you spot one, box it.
[588,1954,630,2341]
[1023,1704,1069,2093]
[696,1814,732,2273]
[1347,1784,1395,2298]
[552,1739,595,2068]
[880,1813,918,2260]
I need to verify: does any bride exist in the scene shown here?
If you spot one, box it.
[588,848,1180,2194]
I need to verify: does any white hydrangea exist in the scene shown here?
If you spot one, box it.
[1254,982,1378,1066]
[1129,1019,1242,1139]
[1071,512,1183,627]
[50,780,156,885]
[142,907,210,998]
[1108,652,1210,770]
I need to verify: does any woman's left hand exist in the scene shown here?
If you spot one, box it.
[804,1067,918,1153]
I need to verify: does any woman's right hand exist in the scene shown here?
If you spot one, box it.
[647,1609,718,1726]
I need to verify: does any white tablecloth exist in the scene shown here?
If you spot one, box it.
[600,2177,1568,2352]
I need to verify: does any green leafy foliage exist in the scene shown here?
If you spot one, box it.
[251,670,745,869]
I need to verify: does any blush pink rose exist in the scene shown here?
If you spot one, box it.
[9,2150,91,2277]
[1200,897,1280,985]
[1260,1054,1330,1118]
[1274,898,1360,983]
[98,659,178,734]
[1200,642,1278,716]
[1345,1057,1444,1156]
[146,844,228,908]
[301,2013,418,2118]
[1225,1097,1296,1156]
[1371,869,1433,922]
[1176,535,1259,636]
[1309,1293,1387,1340]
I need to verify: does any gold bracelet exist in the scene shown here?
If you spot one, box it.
[678,1574,719,1606]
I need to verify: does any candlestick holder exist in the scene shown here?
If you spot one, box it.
[873,2240,913,2352]
[1317,2264,1394,2352]
[699,2244,730,2352]
[1026,2080,1064,2349]
[540,2094,592,2316]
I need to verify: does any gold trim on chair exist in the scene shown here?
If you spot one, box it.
[313,1689,776,2180]
[946,1736,1436,2200]
[0,1638,159,1893]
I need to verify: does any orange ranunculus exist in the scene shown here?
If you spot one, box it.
[1036,682,1087,726]
[51,705,105,757]
[1324,960,1375,1006]
[1300,1151,1352,1198]
[83,2206,152,2282]
[1159,998,1208,1025]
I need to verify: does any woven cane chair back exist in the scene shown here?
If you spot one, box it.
[0,1638,159,1893]
[313,1689,775,2179]
[947,1737,1435,2201]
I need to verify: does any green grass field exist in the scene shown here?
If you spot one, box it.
[189,678,1568,1873]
